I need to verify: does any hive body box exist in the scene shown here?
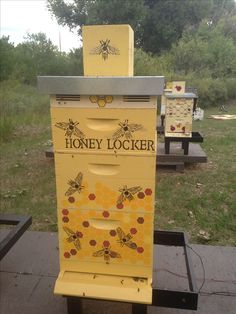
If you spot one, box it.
[161,81,185,114]
[38,24,164,304]
[165,93,195,138]
[83,25,134,76]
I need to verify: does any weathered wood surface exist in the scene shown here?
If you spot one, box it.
[1,230,235,314]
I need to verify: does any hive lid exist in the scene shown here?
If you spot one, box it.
[37,76,164,95]
[165,92,197,99]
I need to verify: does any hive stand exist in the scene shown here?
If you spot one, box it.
[65,230,198,314]
[0,214,32,260]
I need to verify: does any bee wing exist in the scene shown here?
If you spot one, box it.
[63,226,75,237]
[110,250,121,258]
[74,238,81,250]
[65,186,76,196]
[90,46,103,55]
[129,123,143,133]
[93,249,105,257]
[112,127,124,140]
[65,129,73,138]
[116,227,126,240]
[74,126,85,139]
[125,241,137,250]
[126,233,133,241]
[55,122,68,131]
[117,193,125,205]
[107,45,120,55]
[128,186,142,195]
[75,172,83,185]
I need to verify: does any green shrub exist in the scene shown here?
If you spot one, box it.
[0,115,14,143]
[189,78,228,108]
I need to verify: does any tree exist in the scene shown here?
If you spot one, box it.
[47,0,236,53]
[47,0,147,46]
[0,36,15,81]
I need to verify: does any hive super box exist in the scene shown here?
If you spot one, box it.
[83,25,134,76]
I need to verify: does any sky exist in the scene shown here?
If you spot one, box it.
[0,0,81,52]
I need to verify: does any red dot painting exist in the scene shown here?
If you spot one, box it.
[88,193,96,200]
[83,221,90,228]
[117,203,124,209]
[62,208,69,215]
[103,211,110,218]
[68,196,75,203]
[137,192,145,199]
[64,252,70,258]
[103,240,110,247]
[70,249,77,255]
[130,228,137,235]
[76,231,83,238]
[137,247,144,253]
[137,217,144,224]
[62,216,69,223]
[145,188,152,196]
[89,240,97,246]
[110,230,117,237]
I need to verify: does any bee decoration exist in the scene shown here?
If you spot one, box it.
[112,120,143,140]
[117,185,142,205]
[116,227,137,250]
[65,172,84,197]
[90,39,120,61]
[55,119,85,138]
[63,226,81,250]
[93,244,121,264]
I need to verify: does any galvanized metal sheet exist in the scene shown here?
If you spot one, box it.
[165,92,197,99]
[37,76,165,95]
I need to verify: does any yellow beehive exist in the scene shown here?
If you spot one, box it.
[82,24,134,76]
[38,24,164,304]
[165,95,194,137]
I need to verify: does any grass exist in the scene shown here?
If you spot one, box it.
[0,81,235,245]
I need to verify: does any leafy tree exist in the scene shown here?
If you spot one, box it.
[47,0,147,46]
[0,36,16,81]
[47,0,236,53]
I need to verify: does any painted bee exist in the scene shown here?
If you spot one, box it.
[112,120,143,140]
[93,245,121,264]
[65,172,84,196]
[90,39,120,61]
[63,226,81,250]
[116,227,137,250]
[117,185,142,205]
[55,119,85,138]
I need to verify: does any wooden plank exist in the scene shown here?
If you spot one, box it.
[157,161,185,172]
[157,143,207,163]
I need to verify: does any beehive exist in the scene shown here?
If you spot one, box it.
[165,93,195,138]
[38,25,164,304]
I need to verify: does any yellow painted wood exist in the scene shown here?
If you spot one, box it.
[165,81,173,90]
[51,24,157,303]
[54,153,155,213]
[57,209,153,274]
[54,271,152,304]
[82,25,134,76]
[165,97,193,137]
[51,107,157,154]
[172,81,186,94]
[51,95,157,109]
